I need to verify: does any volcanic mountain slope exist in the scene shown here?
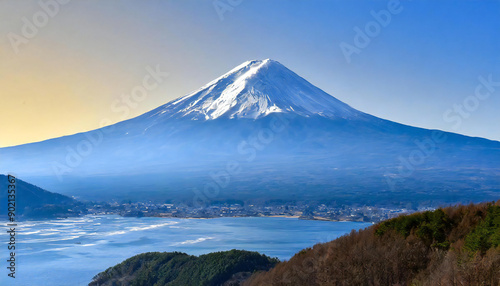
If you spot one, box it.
[0,59,498,206]
[146,59,363,120]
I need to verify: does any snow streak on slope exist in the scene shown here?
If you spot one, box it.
[146,59,364,120]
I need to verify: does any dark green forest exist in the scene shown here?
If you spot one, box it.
[89,249,278,286]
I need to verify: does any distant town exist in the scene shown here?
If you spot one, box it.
[84,201,434,223]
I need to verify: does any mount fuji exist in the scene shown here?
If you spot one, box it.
[150,59,361,120]
[1,59,499,207]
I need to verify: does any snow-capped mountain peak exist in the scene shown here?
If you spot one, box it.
[148,59,362,120]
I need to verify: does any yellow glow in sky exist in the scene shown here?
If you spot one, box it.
[1,0,499,147]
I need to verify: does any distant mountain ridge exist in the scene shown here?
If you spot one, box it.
[0,60,498,207]
[0,175,83,218]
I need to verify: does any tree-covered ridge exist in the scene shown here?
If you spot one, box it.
[464,204,500,254]
[89,249,279,286]
[375,204,500,253]
[246,201,500,285]
[375,208,453,249]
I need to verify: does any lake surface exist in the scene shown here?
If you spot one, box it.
[1,215,371,286]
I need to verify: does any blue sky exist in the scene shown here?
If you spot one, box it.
[1,0,499,146]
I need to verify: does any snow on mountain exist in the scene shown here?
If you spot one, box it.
[145,59,364,121]
[0,59,498,205]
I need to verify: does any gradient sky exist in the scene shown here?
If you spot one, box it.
[1,0,499,147]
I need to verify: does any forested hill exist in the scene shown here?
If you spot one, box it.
[88,202,499,286]
[0,174,84,218]
[246,201,500,286]
[89,250,278,286]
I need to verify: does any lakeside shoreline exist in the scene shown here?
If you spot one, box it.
[97,213,378,223]
[11,213,376,223]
